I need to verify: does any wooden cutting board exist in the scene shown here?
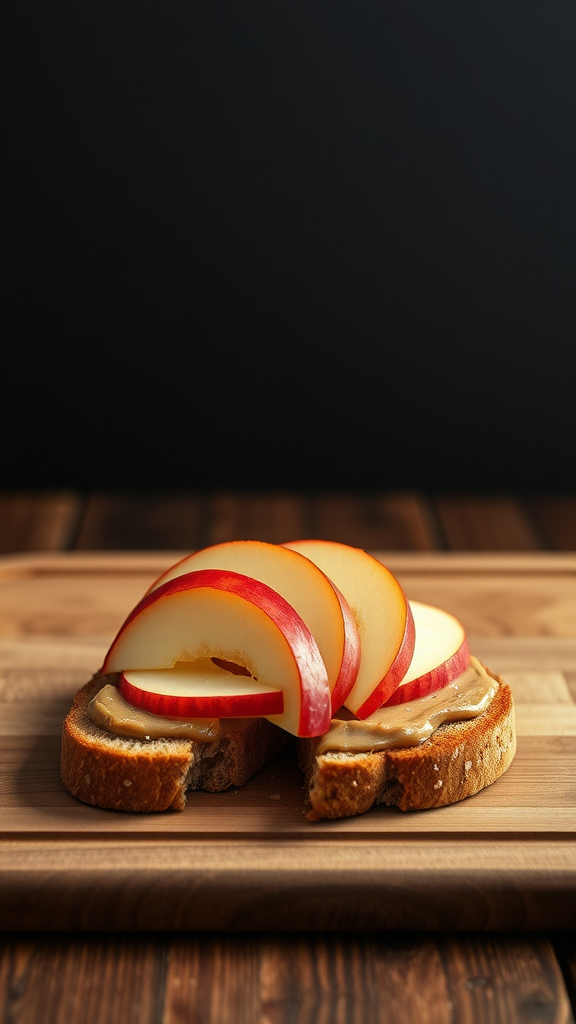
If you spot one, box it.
[1,551,575,931]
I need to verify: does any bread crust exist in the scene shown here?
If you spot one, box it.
[298,667,516,821]
[61,673,288,812]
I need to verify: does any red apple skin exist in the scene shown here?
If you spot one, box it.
[283,539,415,719]
[350,599,416,719]
[330,583,361,713]
[380,638,471,708]
[119,672,284,719]
[102,568,331,738]
[143,541,360,717]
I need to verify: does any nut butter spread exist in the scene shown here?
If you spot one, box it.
[89,683,224,742]
[89,657,496,749]
[315,656,497,756]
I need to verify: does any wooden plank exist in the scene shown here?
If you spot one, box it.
[165,936,266,1024]
[74,491,438,551]
[0,552,573,645]
[1,549,574,577]
[1,492,573,557]
[0,935,165,1024]
[527,496,576,551]
[2,788,576,833]
[437,936,574,1024]
[433,496,543,550]
[470,639,576,672]
[304,492,437,550]
[0,934,571,1024]
[2,837,576,932]
[204,491,309,545]
[161,935,453,1024]
[0,492,81,554]
[386,569,576,640]
[75,492,204,551]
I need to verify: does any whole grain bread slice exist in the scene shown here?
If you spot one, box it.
[61,673,288,812]
[298,667,516,821]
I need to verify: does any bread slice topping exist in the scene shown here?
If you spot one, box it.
[314,656,496,756]
[89,682,224,742]
[88,678,271,743]
[89,657,495,754]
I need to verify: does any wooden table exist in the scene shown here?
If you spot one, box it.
[1,489,575,1023]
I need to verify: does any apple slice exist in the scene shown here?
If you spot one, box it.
[144,540,360,714]
[102,567,331,737]
[381,601,470,707]
[120,660,284,719]
[283,539,415,718]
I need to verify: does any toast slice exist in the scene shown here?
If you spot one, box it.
[61,673,288,812]
[298,666,516,821]
[62,664,515,818]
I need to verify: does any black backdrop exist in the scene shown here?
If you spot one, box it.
[2,2,575,492]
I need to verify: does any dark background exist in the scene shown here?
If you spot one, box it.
[2,2,575,493]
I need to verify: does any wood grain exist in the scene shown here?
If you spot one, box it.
[433,496,543,551]
[0,492,81,554]
[0,935,166,1024]
[76,492,204,551]
[163,935,454,1024]
[2,490,574,558]
[1,934,571,1024]
[438,936,574,1024]
[527,496,576,551]
[303,492,437,550]
[71,491,438,552]
[204,491,309,545]
[0,551,573,644]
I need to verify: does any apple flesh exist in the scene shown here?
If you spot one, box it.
[102,568,331,737]
[282,539,415,718]
[120,660,284,719]
[381,601,470,707]
[145,539,360,714]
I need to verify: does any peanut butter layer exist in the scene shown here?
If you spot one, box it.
[89,683,224,741]
[315,657,497,755]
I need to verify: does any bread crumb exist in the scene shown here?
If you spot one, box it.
[269,793,281,801]
[452,747,460,759]
[433,780,443,789]
[123,779,133,787]
[433,764,439,771]
[465,760,472,772]
[84,774,90,786]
